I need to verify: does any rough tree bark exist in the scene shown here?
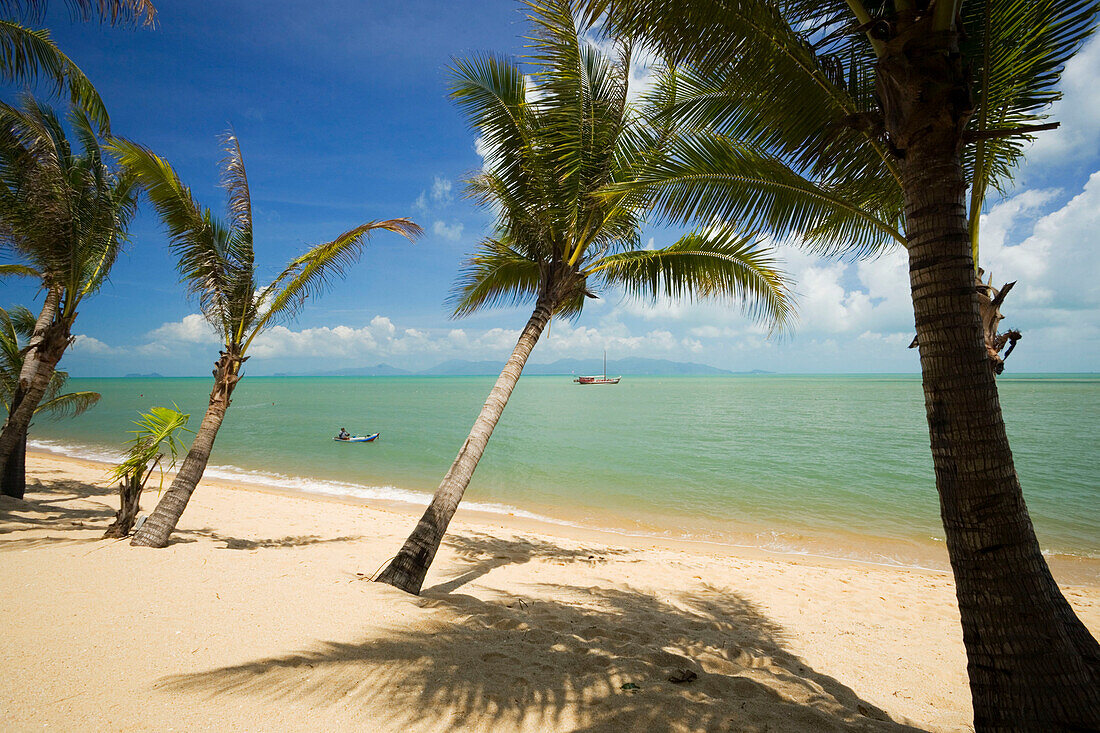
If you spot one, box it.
[879,18,1100,730]
[0,287,69,497]
[1,429,27,500]
[375,287,560,594]
[130,350,243,548]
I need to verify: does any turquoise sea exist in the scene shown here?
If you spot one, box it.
[27,374,1100,573]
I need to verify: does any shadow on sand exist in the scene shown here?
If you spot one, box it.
[0,477,117,548]
[177,528,364,550]
[0,477,362,552]
[156,534,928,732]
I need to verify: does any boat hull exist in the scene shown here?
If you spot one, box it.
[334,433,379,443]
[573,376,621,384]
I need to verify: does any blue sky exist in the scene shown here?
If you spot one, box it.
[3,0,1099,375]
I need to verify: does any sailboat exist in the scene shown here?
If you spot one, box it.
[574,350,621,385]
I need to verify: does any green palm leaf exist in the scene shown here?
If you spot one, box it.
[246,218,422,348]
[449,237,543,318]
[107,404,191,486]
[0,19,109,130]
[35,388,98,418]
[587,228,794,329]
[111,138,243,340]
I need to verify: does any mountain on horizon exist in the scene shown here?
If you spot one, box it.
[282,358,769,377]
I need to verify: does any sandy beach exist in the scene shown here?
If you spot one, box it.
[2,451,1097,732]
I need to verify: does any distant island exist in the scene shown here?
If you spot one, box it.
[123,372,165,378]
[275,358,772,377]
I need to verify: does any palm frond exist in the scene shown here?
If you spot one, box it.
[0,19,110,130]
[246,218,421,349]
[35,389,99,419]
[0,263,40,278]
[449,237,543,318]
[111,138,241,339]
[587,227,794,330]
[622,130,903,256]
[108,405,192,485]
[1,0,158,26]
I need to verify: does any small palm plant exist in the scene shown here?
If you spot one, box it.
[0,97,137,496]
[103,405,190,538]
[112,132,421,548]
[0,305,100,496]
[375,0,793,594]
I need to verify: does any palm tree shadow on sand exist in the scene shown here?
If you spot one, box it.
[156,534,929,732]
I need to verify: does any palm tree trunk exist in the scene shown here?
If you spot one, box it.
[1,428,26,500]
[883,25,1100,730]
[104,460,152,538]
[130,351,241,548]
[0,287,65,494]
[375,291,556,594]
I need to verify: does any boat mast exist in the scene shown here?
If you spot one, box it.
[603,349,606,379]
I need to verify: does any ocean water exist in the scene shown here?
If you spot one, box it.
[27,374,1100,571]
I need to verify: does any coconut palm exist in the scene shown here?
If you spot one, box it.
[374,0,792,595]
[103,404,190,538]
[1,1,157,130]
[0,96,136,498]
[112,133,421,548]
[0,304,99,496]
[579,0,1100,726]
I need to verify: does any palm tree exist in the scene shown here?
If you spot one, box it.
[579,0,1100,727]
[0,96,136,498]
[103,404,190,538]
[1,1,157,130]
[0,304,99,496]
[374,0,792,595]
[112,133,421,548]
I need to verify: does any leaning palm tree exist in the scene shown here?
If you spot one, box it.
[374,0,792,595]
[1,1,157,130]
[580,0,1100,727]
[0,96,136,497]
[0,304,100,496]
[113,133,421,548]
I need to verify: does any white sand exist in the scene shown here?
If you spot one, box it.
[2,451,1097,732]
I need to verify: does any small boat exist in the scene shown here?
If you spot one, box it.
[334,433,379,443]
[574,350,621,385]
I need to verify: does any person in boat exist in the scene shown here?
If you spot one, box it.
[337,428,350,441]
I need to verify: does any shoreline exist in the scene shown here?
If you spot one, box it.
[25,446,1100,587]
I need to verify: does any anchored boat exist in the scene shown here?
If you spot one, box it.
[574,351,621,385]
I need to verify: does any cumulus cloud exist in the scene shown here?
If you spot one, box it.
[981,171,1100,316]
[432,220,465,241]
[1026,35,1100,165]
[414,176,455,213]
[70,334,115,355]
[146,313,220,344]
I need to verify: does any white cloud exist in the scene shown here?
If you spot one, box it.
[414,176,455,213]
[431,176,453,205]
[146,314,220,344]
[432,220,465,241]
[1026,35,1100,164]
[70,334,115,355]
[981,171,1100,316]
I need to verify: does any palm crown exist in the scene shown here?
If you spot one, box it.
[581,0,1098,265]
[0,96,137,321]
[450,0,792,329]
[111,133,422,361]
